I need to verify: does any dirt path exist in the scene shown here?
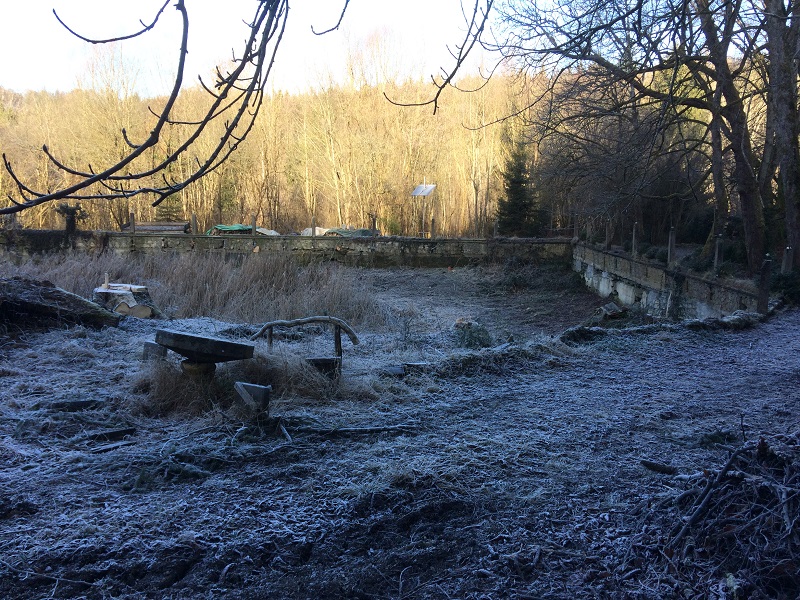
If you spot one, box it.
[0,265,798,599]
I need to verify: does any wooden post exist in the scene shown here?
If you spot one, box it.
[430,217,436,240]
[667,226,676,266]
[757,255,772,314]
[604,219,612,250]
[129,212,136,235]
[782,246,793,274]
[251,214,257,236]
[267,326,273,352]
[334,326,342,358]
[586,220,592,244]
[371,214,377,237]
[191,213,198,236]
[713,234,722,271]
[631,221,638,258]
[311,215,316,249]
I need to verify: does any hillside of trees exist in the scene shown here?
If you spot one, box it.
[0,73,519,238]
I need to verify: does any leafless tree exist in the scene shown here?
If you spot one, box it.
[1,0,494,223]
[0,0,312,215]
[489,0,800,273]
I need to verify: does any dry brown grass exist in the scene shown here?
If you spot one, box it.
[0,251,385,327]
[133,348,339,417]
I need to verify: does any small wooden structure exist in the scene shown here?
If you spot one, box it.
[122,220,190,234]
[154,328,255,379]
[250,316,359,379]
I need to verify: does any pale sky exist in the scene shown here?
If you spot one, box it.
[0,1,491,96]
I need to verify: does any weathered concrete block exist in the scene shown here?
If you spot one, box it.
[234,381,271,411]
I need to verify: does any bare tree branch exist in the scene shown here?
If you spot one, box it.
[53,0,172,45]
[310,0,351,35]
[384,0,495,114]
[1,0,291,215]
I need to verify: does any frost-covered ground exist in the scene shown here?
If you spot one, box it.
[1,265,799,599]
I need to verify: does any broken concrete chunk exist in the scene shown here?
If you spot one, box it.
[234,381,271,411]
[600,301,626,319]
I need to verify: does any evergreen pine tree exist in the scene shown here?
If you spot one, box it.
[496,138,543,237]
[155,196,183,222]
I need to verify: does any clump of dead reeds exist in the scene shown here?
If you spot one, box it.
[132,348,338,418]
[0,251,384,327]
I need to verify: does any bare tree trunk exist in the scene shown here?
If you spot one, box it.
[702,104,729,258]
[698,0,765,273]
[764,0,800,267]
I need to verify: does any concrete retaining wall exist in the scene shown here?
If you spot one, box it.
[0,229,572,268]
[573,244,759,318]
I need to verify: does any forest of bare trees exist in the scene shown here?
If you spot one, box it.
[0,73,520,238]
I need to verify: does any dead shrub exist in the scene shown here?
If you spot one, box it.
[133,348,337,418]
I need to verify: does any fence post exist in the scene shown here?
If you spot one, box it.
[191,213,198,235]
[129,212,136,235]
[631,221,638,258]
[713,234,722,271]
[757,255,772,314]
[667,226,676,266]
[311,215,317,249]
[781,246,793,274]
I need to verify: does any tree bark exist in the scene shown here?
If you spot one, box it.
[1,277,120,329]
